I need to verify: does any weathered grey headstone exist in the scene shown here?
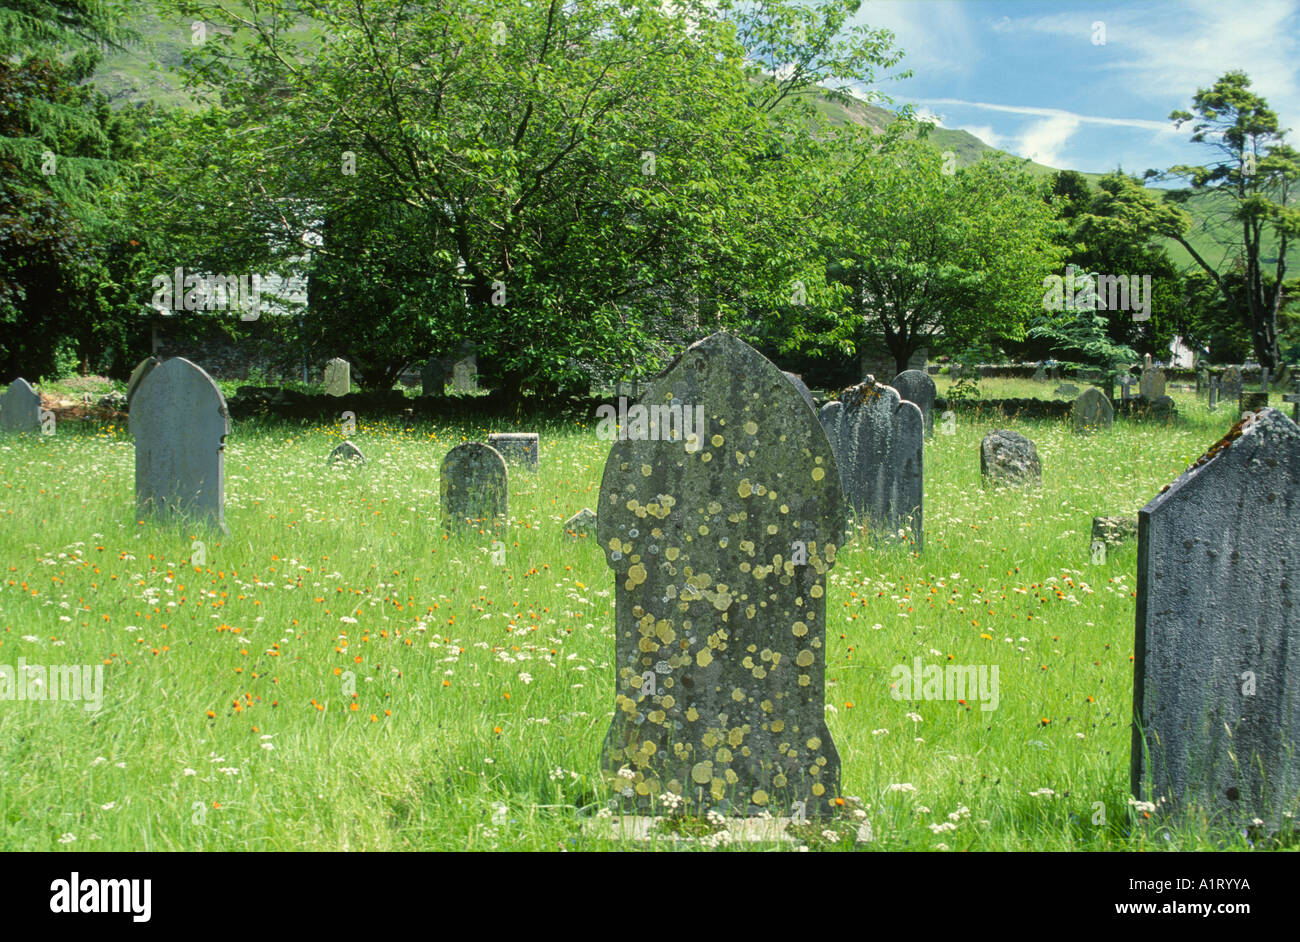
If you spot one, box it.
[1117,374,1138,402]
[782,372,816,413]
[452,354,477,392]
[440,442,507,528]
[0,378,42,434]
[562,507,597,538]
[126,357,161,408]
[980,430,1040,487]
[598,331,845,818]
[1220,366,1243,401]
[891,369,937,438]
[819,379,924,551]
[421,358,447,397]
[1208,377,1221,411]
[129,358,230,532]
[1092,516,1137,546]
[1054,383,1080,398]
[324,358,351,396]
[1132,408,1300,830]
[1140,364,1167,400]
[328,440,366,465]
[1072,388,1114,432]
[1032,362,1047,382]
[487,432,539,469]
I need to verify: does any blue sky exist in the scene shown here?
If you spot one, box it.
[843,0,1300,177]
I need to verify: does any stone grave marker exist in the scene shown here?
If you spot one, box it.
[421,358,447,397]
[324,358,351,396]
[1117,374,1137,402]
[1220,366,1243,401]
[1208,377,1220,412]
[1032,362,1047,382]
[563,507,597,538]
[598,331,845,818]
[126,356,162,408]
[980,430,1040,487]
[1132,408,1300,829]
[328,441,366,465]
[782,372,816,413]
[129,358,230,532]
[1054,382,1080,399]
[0,378,42,434]
[1072,388,1114,432]
[1283,380,1300,423]
[819,379,924,551]
[487,432,539,469]
[440,442,507,529]
[452,354,477,392]
[1140,359,1166,400]
[1240,391,1270,413]
[891,369,937,438]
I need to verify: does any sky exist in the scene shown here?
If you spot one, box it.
[843,0,1300,177]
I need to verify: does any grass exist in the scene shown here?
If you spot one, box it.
[0,378,1288,850]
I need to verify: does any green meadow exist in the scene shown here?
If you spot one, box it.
[0,379,1288,850]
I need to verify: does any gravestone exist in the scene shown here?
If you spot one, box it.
[0,378,42,434]
[129,358,230,532]
[1132,408,1300,829]
[1196,366,1209,395]
[1091,516,1137,546]
[1140,362,1166,400]
[598,331,845,818]
[440,442,507,529]
[1220,366,1243,401]
[1240,391,1270,413]
[452,354,477,392]
[328,441,365,465]
[1283,386,1300,423]
[819,379,924,551]
[782,372,816,413]
[1032,362,1047,382]
[980,430,1040,487]
[1054,383,1080,399]
[324,358,351,396]
[421,359,447,397]
[1117,374,1137,402]
[563,507,597,538]
[487,432,539,469]
[1208,378,1220,412]
[126,356,161,408]
[1072,388,1114,432]
[891,369,937,438]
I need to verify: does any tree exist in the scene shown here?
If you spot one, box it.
[1156,70,1300,370]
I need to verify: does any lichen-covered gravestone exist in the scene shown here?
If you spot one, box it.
[891,369,937,438]
[818,379,923,551]
[1132,408,1300,830]
[487,432,539,469]
[440,442,507,529]
[782,372,816,413]
[598,332,845,818]
[1140,364,1166,400]
[0,378,42,434]
[324,358,351,396]
[1072,388,1114,432]
[129,358,230,532]
[1220,366,1243,401]
[328,441,365,465]
[452,354,477,392]
[126,356,161,408]
[980,430,1040,487]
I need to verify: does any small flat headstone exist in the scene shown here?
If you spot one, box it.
[0,378,42,434]
[1072,388,1114,432]
[1054,383,1080,398]
[562,507,597,538]
[324,358,351,396]
[782,372,816,412]
[487,432,539,469]
[328,440,366,465]
[129,358,230,532]
[440,442,507,529]
[980,430,1040,487]
[819,379,924,550]
[1132,408,1300,829]
[891,369,937,438]
[126,357,162,408]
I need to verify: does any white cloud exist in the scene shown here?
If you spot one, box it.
[1018,114,1081,165]
[953,124,1004,149]
[908,98,1175,133]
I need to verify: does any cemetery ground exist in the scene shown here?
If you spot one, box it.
[0,378,1290,851]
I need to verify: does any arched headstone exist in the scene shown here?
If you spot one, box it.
[129,358,230,532]
[1072,388,1114,432]
[328,441,365,465]
[440,442,507,529]
[891,369,936,438]
[598,332,845,818]
[0,378,42,434]
[819,379,924,551]
[324,358,351,396]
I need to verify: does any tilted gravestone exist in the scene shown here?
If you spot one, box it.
[129,358,230,532]
[328,441,365,465]
[598,331,845,818]
[487,432,539,469]
[324,358,351,396]
[126,356,162,408]
[563,507,597,539]
[1072,388,1114,432]
[440,442,507,529]
[819,379,924,551]
[0,378,42,434]
[1219,366,1243,401]
[980,430,1040,487]
[421,358,447,397]
[1132,408,1300,829]
[782,372,816,413]
[891,369,937,438]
